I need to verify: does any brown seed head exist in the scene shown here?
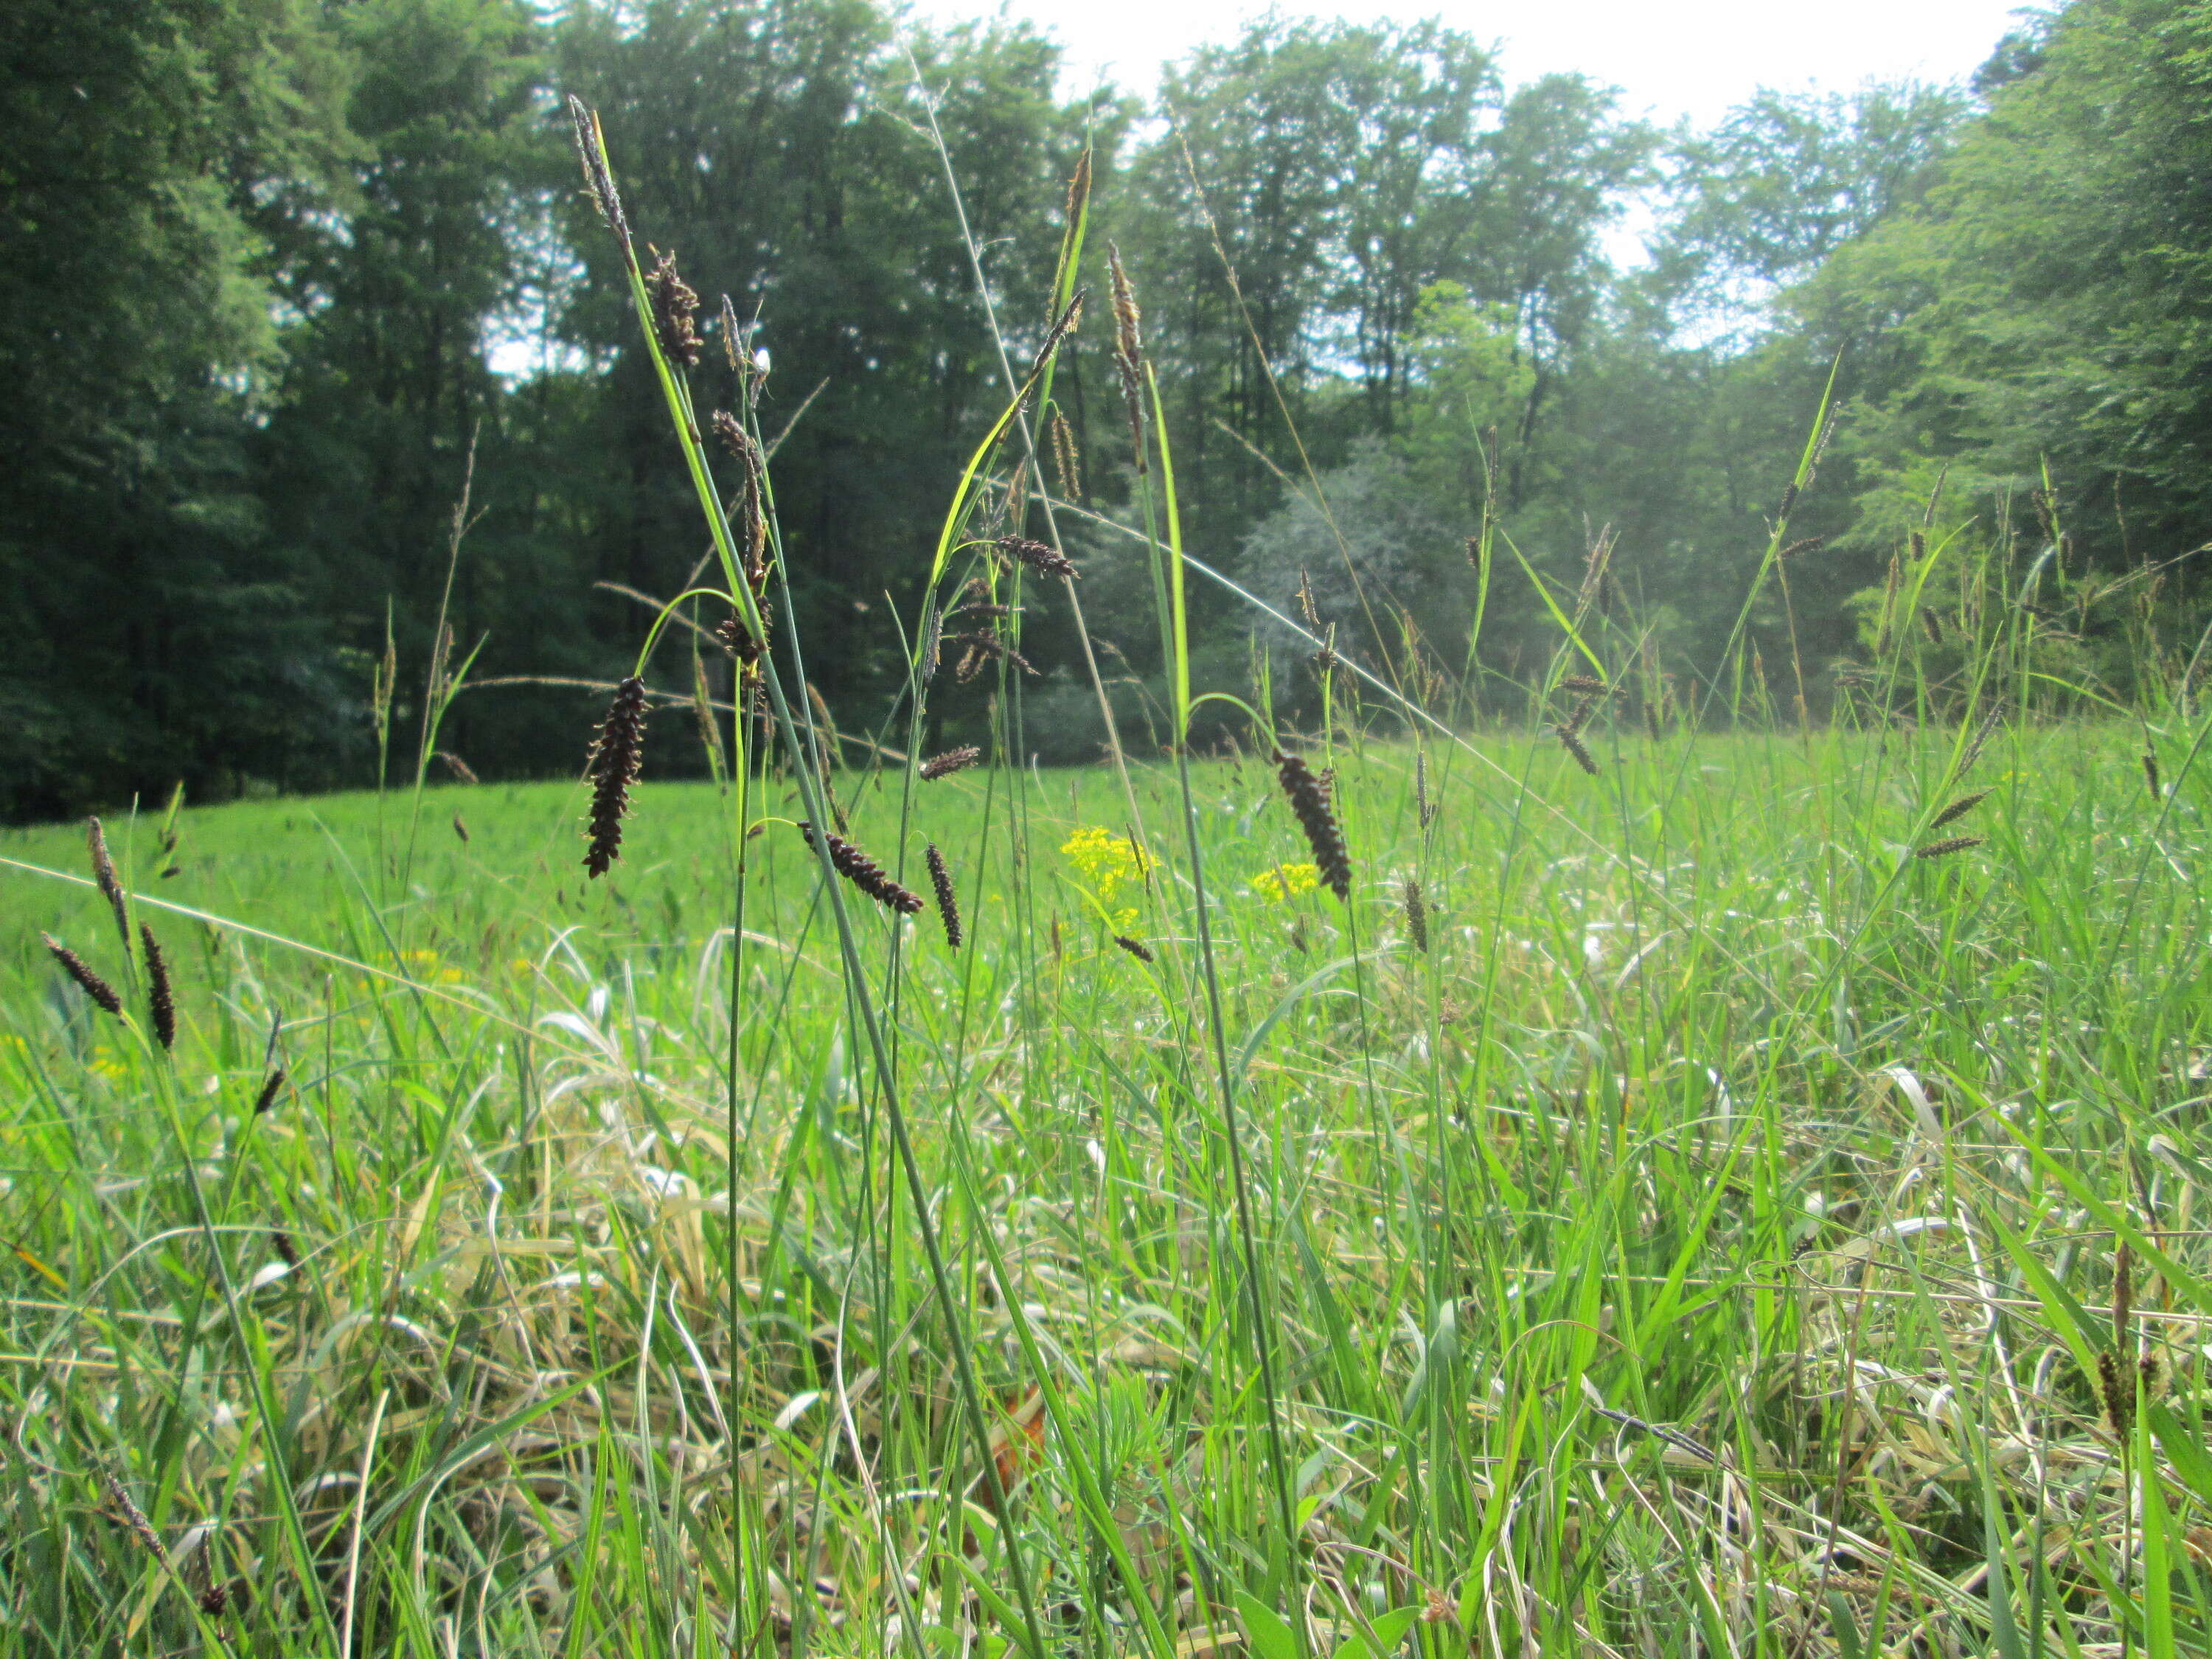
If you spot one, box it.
[1913,835,1983,860]
[437,751,479,784]
[925,843,961,947]
[1273,751,1352,903]
[87,817,129,947]
[139,924,175,1051]
[997,536,1077,581]
[252,1069,288,1116]
[271,1228,299,1267]
[1928,789,1993,831]
[1558,727,1599,776]
[565,97,630,250]
[43,934,121,1018]
[1048,410,1084,504]
[1403,878,1430,954]
[919,745,984,782]
[1107,241,1147,473]
[645,247,702,369]
[1780,536,1826,560]
[2098,1349,2134,1437]
[1113,934,1155,964]
[2144,748,2163,801]
[584,677,648,879]
[799,823,923,915]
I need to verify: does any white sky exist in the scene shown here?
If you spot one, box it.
[927,0,2036,130]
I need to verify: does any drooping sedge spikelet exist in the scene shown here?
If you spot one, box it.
[2144,748,2163,800]
[1780,536,1826,560]
[1107,241,1147,473]
[924,844,961,947]
[43,934,121,1018]
[920,745,983,782]
[251,1068,287,1116]
[101,1472,173,1570]
[1913,835,1983,860]
[437,750,479,784]
[1273,751,1351,903]
[1403,878,1429,954]
[1559,674,1608,695]
[1776,481,1799,520]
[1919,607,1944,645]
[139,925,175,1051]
[1558,727,1599,776]
[87,817,129,946]
[1113,934,1155,964]
[1415,749,1437,830]
[951,633,1038,678]
[1909,529,1926,561]
[717,607,768,666]
[997,535,1077,580]
[712,411,769,587]
[1928,789,1993,831]
[1026,288,1085,389]
[271,1228,299,1268]
[583,676,647,879]
[799,823,924,914]
[1049,410,1084,504]
[644,247,702,368]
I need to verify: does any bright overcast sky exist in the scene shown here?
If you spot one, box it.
[922,0,2037,130]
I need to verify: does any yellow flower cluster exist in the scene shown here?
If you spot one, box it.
[398,949,469,986]
[1251,862,1321,902]
[1061,826,1152,932]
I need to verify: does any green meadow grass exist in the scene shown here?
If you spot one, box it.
[5,717,2211,1656]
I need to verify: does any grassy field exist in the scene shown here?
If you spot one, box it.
[4,716,2211,1657]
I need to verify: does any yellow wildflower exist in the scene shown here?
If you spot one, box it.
[1060,827,1153,902]
[1251,863,1321,902]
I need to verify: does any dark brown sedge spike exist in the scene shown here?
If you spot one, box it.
[925,844,961,947]
[1927,789,1993,831]
[1780,536,1826,560]
[717,609,767,667]
[996,535,1077,580]
[1403,879,1430,954]
[950,633,1037,677]
[644,247,701,369]
[1909,529,1927,560]
[2098,1349,2133,1437]
[1465,535,1481,571]
[1113,935,1155,964]
[42,935,121,1018]
[2144,748,2163,800]
[271,1229,299,1268]
[1273,751,1352,903]
[583,677,648,878]
[87,816,129,946]
[252,1069,288,1115]
[1776,481,1799,520]
[1913,835,1983,860]
[101,1472,171,1568]
[1558,727,1599,776]
[919,745,982,782]
[1919,607,1944,645]
[565,96,630,250]
[139,925,175,1051]
[799,823,924,915]
[452,813,470,844]
[1559,674,1608,695]
[437,750,479,783]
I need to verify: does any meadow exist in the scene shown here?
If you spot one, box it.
[4,712,2210,1657]
[4,89,2211,1659]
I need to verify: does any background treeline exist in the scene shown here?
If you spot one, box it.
[5,0,2206,819]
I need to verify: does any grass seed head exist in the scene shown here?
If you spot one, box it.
[2144,748,2163,800]
[920,745,983,782]
[583,676,648,879]
[1049,410,1084,503]
[566,96,630,251]
[1113,934,1155,963]
[1928,789,1993,830]
[139,924,175,1050]
[925,843,961,947]
[1558,726,1599,776]
[252,1069,288,1116]
[1404,878,1429,954]
[996,535,1077,580]
[42,934,121,1018]
[1913,835,1983,860]
[1273,751,1352,902]
[800,823,923,915]
[437,751,479,784]
[1107,241,1147,473]
[87,816,129,946]
[644,247,702,369]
